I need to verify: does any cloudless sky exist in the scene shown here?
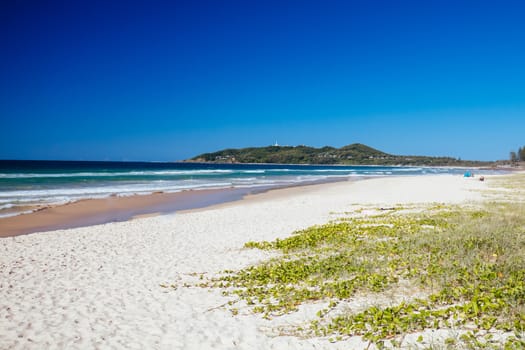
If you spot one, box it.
[1,0,524,161]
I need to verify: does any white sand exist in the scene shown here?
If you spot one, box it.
[0,175,489,349]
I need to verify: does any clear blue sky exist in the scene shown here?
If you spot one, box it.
[1,0,524,161]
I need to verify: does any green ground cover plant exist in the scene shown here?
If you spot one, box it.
[207,202,525,348]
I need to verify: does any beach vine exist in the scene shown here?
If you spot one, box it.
[203,202,525,348]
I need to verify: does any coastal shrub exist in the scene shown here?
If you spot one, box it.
[207,203,525,347]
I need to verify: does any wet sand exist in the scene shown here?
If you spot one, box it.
[0,178,347,237]
[0,188,252,237]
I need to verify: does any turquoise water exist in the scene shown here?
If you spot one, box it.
[0,160,501,218]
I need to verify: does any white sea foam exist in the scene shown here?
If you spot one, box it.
[242,170,266,174]
[0,210,35,218]
[395,167,423,172]
[0,182,236,200]
[0,169,237,179]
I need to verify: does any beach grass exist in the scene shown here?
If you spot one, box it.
[208,199,525,348]
[483,173,525,204]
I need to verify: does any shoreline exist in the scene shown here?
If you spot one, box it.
[1,163,512,237]
[0,169,510,238]
[0,177,349,237]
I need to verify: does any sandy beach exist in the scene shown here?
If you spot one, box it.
[0,175,492,349]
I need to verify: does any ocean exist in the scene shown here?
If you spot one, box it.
[0,160,501,218]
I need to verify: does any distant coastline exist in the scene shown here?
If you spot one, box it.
[188,143,505,167]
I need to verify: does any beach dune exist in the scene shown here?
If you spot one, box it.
[0,175,488,349]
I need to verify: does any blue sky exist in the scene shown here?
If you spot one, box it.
[1,0,524,161]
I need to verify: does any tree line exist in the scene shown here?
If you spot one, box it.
[510,145,525,162]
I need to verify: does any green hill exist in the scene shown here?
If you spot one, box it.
[188,143,490,166]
